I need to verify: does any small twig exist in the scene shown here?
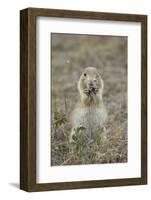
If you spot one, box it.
[60,156,74,166]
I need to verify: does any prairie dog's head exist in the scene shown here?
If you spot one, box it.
[78,67,104,98]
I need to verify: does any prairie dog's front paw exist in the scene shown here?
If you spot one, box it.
[83,89,90,96]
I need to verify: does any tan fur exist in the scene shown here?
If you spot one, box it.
[70,67,107,142]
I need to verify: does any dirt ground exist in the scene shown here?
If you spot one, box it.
[51,33,127,166]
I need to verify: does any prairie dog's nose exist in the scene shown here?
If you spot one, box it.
[89,81,94,87]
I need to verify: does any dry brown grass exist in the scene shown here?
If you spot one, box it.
[51,33,127,166]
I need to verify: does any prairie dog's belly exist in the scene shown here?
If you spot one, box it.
[75,105,106,137]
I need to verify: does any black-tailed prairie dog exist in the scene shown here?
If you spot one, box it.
[70,67,107,142]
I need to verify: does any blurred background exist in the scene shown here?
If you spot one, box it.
[51,33,127,166]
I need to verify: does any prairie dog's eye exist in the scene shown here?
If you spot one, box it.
[83,73,87,77]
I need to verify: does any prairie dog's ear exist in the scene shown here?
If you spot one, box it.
[97,71,102,77]
[79,67,85,77]
[97,71,104,90]
[96,72,102,82]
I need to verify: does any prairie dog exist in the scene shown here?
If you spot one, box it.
[70,67,107,142]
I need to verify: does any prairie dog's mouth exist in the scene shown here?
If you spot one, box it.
[83,87,98,96]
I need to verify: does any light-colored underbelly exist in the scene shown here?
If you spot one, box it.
[76,106,104,137]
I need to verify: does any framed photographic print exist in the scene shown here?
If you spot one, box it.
[20,8,147,191]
